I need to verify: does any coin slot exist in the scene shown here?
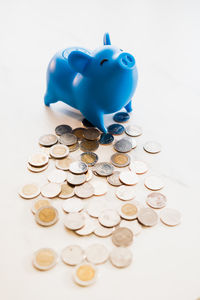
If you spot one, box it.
[100,59,108,66]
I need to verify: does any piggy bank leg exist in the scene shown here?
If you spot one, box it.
[81,108,107,133]
[124,100,133,113]
[44,92,57,107]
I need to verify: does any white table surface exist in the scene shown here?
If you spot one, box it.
[0,0,200,299]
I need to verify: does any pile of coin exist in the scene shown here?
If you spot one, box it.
[19,113,182,287]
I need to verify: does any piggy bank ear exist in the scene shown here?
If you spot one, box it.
[68,51,93,76]
[103,32,111,45]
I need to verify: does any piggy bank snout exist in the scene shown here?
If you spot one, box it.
[118,52,135,69]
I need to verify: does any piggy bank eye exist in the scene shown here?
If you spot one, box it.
[100,59,108,66]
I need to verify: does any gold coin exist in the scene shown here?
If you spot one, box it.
[33,248,58,271]
[111,153,130,167]
[32,199,51,214]
[74,263,97,286]
[121,203,138,216]
[81,152,98,166]
[59,183,74,199]
[28,153,49,167]
[72,127,86,140]
[35,206,58,226]
[68,142,79,152]
[19,183,40,199]
[55,157,75,170]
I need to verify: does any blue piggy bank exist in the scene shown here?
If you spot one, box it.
[44,33,138,132]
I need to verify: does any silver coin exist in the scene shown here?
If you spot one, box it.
[120,220,142,236]
[62,197,84,213]
[125,125,143,137]
[95,162,114,176]
[94,223,114,237]
[109,247,132,268]
[19,183,40,199]
[55,157,75,171]
[74,182,94,198]
[143,141,161,154]
[27,163,48,173]
[85,169,93,182]
[35,205,59,227]
[61,245,85,266]
[122,137,137,149]
[160,208,181,226]
[129,161,148,174]
[144,175,164,191]
[32,248,58,271]
[146,192,167,209]
[119,171,139,185]
[39,134,58,147]
[75,217,96,236]
[50,144,69,159]
[107,171,122,186]
[91,181,108,196]
[138,207,159,227]
[73,263,97,286]
[87,199,111,218]
[69,161,88,174]
[28,152,49,167]
[41,182,61,198]
[112,227,133,247]
[115,185,136,201]
[111,153,130,168]
[98,209,121,228]
[113,112,130,123]
[47,169,67,184]
[55,124,72,136]
[85,244,109,264]
[67,173,86,185]
[64,212,85,230]
[114,139,132,153]
[59,133,77,146]
[83,128,100,140]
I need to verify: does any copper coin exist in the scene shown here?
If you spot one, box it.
[80,140,99,152]
[83,128,100,141]
[72,127,86,140]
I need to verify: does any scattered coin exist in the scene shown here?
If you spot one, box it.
[143,141,161,154]
[80,139,99,152]
[28,153,49,167]
[35,206,59,226]
[111,153,130,167]
[83,128,100,140]
[120,220,142,236]
[58,183,74,199]
[62,197,84,213]
[41,182,61,198]
[119,171,139,185]
[85,244,109,265]
[61,245,85,266]
[69,161,88,174]
[87,199,110,218]
[115,185,136,201]
[59,133,77,146]
[55,156,75,171]
[31,198,51,214]
[113,112,130,123]
[107,171,122,186]
[129,161,148,174]
[64,212,85,230]
[107,124,125,135]
[146,192,167,209]
[73,263,97,286]
[80,152,98,166]
[75,218,96,236]
[125,125,143,137]
[19,183,40,199]
[85,169,93,182]
[95,162,114,176]
[72,127,86,140]
[114,139,132,153]
[98,209,120,228]
[109,247,132,268]
[112,227,133,247]
[39,134,58,147]
[55,124,72,136]
[91,181,108,196]
[27,163,48,173]
[160,208,181,226]
[118,203,138,220]
[33,248,58,271]
[138,207,158,227]
[99,133,114,145]
[74,182,94,198]
[82,118,95,128]
[67,173,86,185]
[94,223,114,237]
[68,142,79,152]
[47,169,67,184]
[144,175,164,191]
[50,144,69,159]
[123,137,137,149]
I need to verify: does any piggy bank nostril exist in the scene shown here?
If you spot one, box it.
[127,56,133,62]
[122,58,128,66]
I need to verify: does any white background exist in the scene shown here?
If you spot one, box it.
[0,0,200,299]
